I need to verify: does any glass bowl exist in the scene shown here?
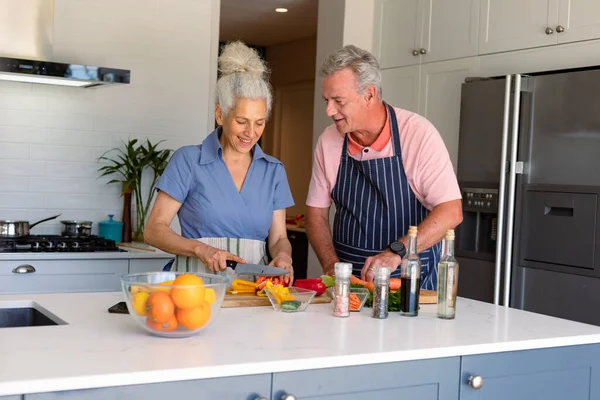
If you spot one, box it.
[330,287,370,312]
[121,271,227,338]
[265,286,316,313]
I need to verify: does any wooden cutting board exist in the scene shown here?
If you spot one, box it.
[419,290,437,304]
[222,293,332,308]
[222,290,436,308]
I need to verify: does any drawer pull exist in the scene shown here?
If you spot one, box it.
[13,264,36,274]
[281,395,297,400]
[468,375,483,389]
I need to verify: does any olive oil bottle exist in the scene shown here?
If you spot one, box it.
[437,230,459,319]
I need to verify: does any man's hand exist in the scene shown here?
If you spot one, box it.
[361,250,402,282]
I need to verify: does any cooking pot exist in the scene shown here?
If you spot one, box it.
[0,214,62,238]
[60,220,93,237]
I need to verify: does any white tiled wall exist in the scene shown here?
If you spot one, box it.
[0,0,220,235]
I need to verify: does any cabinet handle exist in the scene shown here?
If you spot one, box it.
[468,375,483,389]
[255,398,268,400]
[412,49,419,56]
[12,264,36,274]
[419,48,427,55]
[281,395,297,400]
[556,25,565,33]
[545,27,554,35]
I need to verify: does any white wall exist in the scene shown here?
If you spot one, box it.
[0,0,220,235]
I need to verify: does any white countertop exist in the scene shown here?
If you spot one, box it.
[1,292,600,396]
[0,248,175,261]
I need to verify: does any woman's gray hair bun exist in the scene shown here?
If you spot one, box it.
[216,41,272,118]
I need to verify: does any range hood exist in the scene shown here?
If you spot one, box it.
[0,57,130,88]
[0,0,130,88]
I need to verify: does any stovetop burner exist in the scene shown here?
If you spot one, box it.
[0,235,123,253]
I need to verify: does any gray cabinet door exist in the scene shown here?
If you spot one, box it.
[25,374,271,400]
[128,258,174,274]
[460,344,600,399]
[0,260,128,294]
[272,357,460,399]
[1,396,23,400]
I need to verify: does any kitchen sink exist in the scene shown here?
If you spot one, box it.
[0,301,67,328]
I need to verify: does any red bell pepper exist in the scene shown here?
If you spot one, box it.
[294,278,326,296]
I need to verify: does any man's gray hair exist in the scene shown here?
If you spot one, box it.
[216,41,273,118]
[320,45,382,100]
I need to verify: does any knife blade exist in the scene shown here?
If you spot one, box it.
[225,260,290,276]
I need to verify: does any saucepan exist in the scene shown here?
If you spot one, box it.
[0,214,62,238]
[60,220,93,237]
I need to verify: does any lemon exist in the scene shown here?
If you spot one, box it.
[204,288,217,305]
[131,292,149,316]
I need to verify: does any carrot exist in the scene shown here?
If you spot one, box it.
[349,293,362,310]
[350,275,368,286]
[389,278,401,291]
[364,282,375,292]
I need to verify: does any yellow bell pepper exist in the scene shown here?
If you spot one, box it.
[231,279,258,294]
[266,281,295,304]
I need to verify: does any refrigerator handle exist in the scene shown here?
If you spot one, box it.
[493,75,512,306]
[503,74,522,307]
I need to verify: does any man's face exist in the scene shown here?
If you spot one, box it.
[322,68,369,134]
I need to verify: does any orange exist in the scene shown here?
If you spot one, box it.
[204,288,217,305]
[131,291,149,316]
[176,301,211,330]
[146,314,178,331]
[171,274,205,309]
[145,291,175,324]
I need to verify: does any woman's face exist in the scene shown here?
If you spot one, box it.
[216,98,267,154]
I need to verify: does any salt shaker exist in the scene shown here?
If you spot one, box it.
[333,262,352,318]
[372,266,391,319]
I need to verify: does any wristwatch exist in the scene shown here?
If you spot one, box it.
[388,240,407,258]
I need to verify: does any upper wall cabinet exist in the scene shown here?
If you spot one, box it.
[374,0,480,69]
[479,0,558,55]
[479,0,600,55]
[556,0,600,44]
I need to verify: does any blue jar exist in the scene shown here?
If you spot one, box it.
[98,214,123,242]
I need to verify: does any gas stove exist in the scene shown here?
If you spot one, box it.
[0,235,124,253]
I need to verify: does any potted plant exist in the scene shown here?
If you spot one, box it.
[98,139,172,242]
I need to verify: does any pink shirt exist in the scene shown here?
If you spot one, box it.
[307,106,461,210]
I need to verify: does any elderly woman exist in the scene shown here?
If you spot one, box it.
[144,41,295,283]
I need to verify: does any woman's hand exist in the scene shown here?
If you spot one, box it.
[269,254,294,285]
[196,246,245,272]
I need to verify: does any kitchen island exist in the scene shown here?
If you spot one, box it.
[1,292,600,399]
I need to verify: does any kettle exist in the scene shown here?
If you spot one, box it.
[98,214,124,242]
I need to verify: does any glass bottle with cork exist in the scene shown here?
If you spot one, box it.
[333,262,352,318]
[400,226,421,317]
[372,266,391,319]
[437,229,459,319]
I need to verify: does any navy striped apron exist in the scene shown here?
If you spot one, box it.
[331,103,442,290]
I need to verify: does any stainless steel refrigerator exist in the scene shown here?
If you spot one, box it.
[455,67,600,326]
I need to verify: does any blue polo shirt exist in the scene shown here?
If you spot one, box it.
[155,129,295,240]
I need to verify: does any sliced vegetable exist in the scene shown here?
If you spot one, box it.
[281,300,302,311]
[231,279,257,294]
[266,281,294,304]
[295,278,326,296]
[349,293,363,311]
[320,275,335,288]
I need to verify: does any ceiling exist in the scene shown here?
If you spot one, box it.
[219,0,318,47]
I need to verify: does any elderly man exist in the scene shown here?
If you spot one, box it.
[305,45,462,290]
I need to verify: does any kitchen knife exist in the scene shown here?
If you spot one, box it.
[225,260,290,276]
